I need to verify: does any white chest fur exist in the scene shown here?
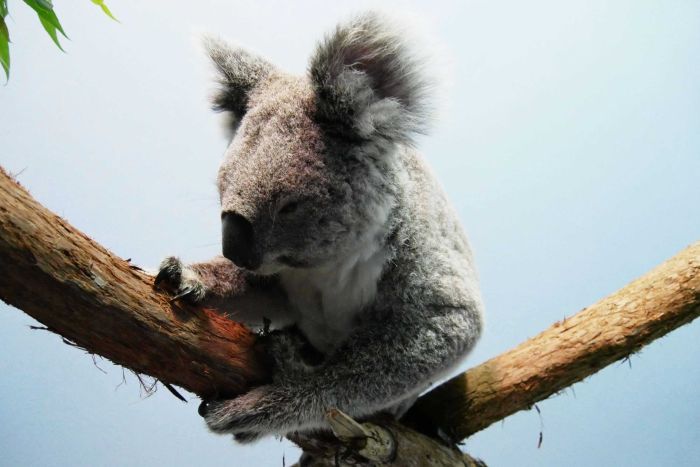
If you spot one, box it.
[279,237,390,354]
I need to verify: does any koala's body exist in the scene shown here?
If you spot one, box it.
[157,12,483,442]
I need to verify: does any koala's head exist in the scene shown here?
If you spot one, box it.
[207,12,432,274]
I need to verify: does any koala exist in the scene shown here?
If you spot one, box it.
[156,12,483,443]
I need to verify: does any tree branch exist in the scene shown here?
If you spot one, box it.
[402,238,700,441]
[0,167,272,398]
[1,165,698,465]
[288,410,486,467]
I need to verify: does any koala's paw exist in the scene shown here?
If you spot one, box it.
[198,385,301,443]
[154,256,206,303]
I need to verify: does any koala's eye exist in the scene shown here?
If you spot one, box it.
[278,200,300,216]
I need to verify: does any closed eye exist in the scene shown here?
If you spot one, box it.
[278,200,300,215]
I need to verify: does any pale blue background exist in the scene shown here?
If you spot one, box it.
[1,1,698,466]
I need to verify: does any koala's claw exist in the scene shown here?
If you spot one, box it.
[170,285,203,303]
[198,400,211,417]
[155,256,207,304]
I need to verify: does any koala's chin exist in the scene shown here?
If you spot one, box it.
[254,260,288,276]
[253,253,315,276]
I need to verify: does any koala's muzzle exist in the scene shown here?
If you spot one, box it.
[221,212,260,270]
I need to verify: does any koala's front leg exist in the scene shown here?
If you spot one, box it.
[155,256,237,304]
[199,303,482,441]
[155,256,290,326]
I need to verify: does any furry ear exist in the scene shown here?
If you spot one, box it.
[309,12,433,145]
[204,36,275,120]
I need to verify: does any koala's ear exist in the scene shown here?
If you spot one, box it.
[309,12,433,145]
[204,36,275,119]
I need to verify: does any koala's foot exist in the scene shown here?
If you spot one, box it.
[198,385,299,443]
[155,256,206,303]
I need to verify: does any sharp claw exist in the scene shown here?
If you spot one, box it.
[198,400,211,417]
[170,283,205,303]
[155,257,182,287]
[170,287,194,302]
[154,268,169,285]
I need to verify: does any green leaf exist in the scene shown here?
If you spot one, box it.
[0,1,8,18]
[23,0,68,36]
[23,0,68,51]
[37,14,65,51]
[0,17,9,80]
[90,0,118,22]
[33,0,53,9]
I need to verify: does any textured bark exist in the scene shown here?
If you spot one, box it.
[403,240,700,441]
[1,165,698,466]
[289,415,485,467]
[0,167,275,398]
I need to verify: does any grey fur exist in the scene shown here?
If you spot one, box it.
[310,12,433,144]
[158,11,483,443]
[204,36,275,122]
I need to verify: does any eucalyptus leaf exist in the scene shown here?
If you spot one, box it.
[34,0,53,9]
[90,0,118,22]
[0,15,8,41]
[38,15,65,51]
[23,0,68,39]
[0,17,9,79]
[1,0,121,81]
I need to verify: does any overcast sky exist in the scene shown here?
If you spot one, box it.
[1,1,699,466]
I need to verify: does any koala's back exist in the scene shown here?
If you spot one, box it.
[379,147,482,311]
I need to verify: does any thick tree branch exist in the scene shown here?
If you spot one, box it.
[0,167,274,398]
[288,411,486,467]
[403,238,700,441]
[1,165,698,465]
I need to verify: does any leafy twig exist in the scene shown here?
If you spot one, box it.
[0,0,118,80]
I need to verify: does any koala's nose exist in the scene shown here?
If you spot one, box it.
[221,211,260,270]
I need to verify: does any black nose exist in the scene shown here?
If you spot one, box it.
[221,212,260,270]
